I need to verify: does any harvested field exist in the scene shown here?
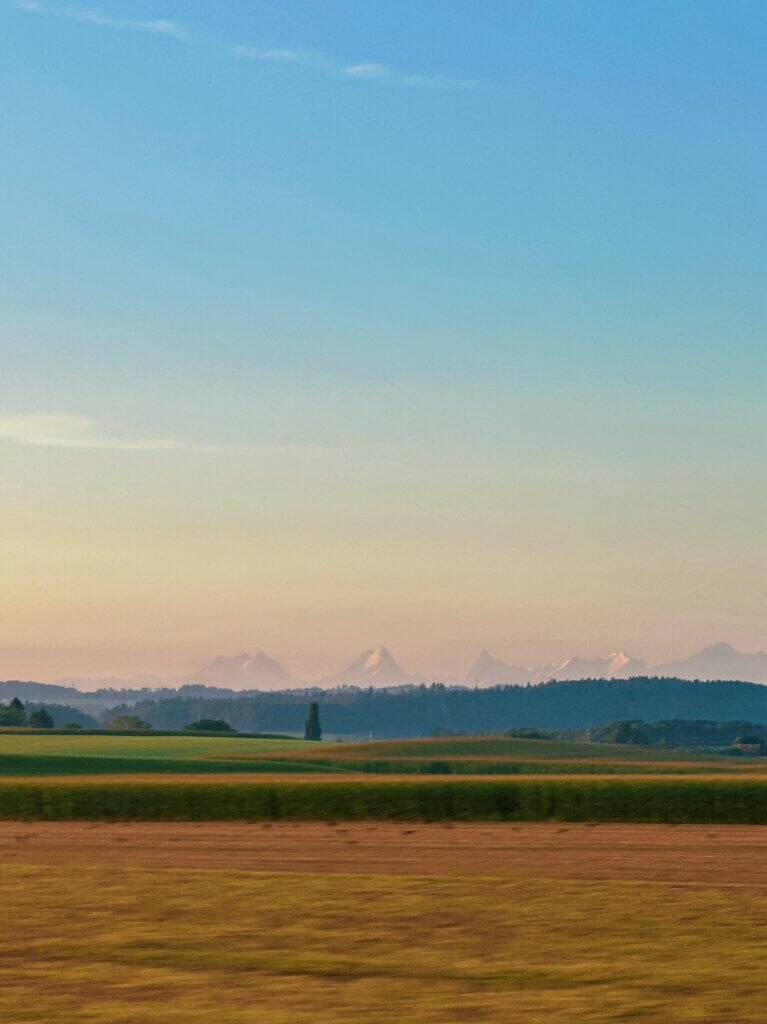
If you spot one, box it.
[2,819,767,886]
[3,822,767,1023]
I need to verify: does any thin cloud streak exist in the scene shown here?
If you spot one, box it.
[235,49,477,90]
[342,62,476,89]
[16,1,188,40]
[230,45,333,73]
[16,2,477,89]
[0,414,323,457]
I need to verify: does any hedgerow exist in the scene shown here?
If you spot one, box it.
[0,778,766,823]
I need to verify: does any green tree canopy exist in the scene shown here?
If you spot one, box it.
[185,719,235,732]
[107,715,151,731]
[28,708,55,729]
[0,698,26,727]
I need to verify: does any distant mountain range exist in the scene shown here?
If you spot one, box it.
[161,641,767,691]
[464,649,650,686]
[55,646,422,694]
[464,642,767,687]
[3,643,767,715]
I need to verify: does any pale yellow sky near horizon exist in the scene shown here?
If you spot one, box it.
[1,404,766,683]
[1,417,765,682]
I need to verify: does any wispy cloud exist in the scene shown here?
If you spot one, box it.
[342,63,475,90]
[236,49,476,90]
[16,1,188,40]
[230,45,332,73]
[16,1,477,89]
[0,414,318,457]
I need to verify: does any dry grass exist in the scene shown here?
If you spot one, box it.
[4,820,767,885]
[2,823,767,1022]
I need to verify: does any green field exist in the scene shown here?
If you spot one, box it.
[0,730,751,777]
[1,731,765,824]
[296,736,730,760]
[0,731,308,760]
[0,731,326,776]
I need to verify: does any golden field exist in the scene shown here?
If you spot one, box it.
[2,821,767,1023]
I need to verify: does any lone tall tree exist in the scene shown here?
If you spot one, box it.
[304,702,322,741]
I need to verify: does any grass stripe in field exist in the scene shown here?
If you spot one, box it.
[0,753,740,777]
[0,733,308,759]
[279,737,738,762]
[264,758,738,776]
[0,754,350,776]
[2,778,767,823]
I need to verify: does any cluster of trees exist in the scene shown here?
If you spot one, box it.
[98,677,767,739]
[106,707,325,736]
[503,718,767,754]
[597,720,651,745]
[0,698,55,729]
[591,718,767,752]
[106,715,151,731]
[0,699,325,737]
[185,719,234,732]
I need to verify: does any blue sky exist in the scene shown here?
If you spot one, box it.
[1,1,766,680]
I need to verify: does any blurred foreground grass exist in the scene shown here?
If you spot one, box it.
[2,860,766,1023]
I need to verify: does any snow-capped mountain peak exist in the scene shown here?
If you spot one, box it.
[363,647,390,672]
[179,651,292,689]
[608,650,631,673]
[319,647,421,687]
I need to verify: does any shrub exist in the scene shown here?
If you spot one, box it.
[185,720,235,733]
[107,716,151,731]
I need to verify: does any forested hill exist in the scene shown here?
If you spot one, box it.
[108,677,767,738]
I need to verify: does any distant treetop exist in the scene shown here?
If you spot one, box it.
[185,719,235,733]
[107,715,151,731]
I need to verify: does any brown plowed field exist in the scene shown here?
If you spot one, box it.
[4,819,767,886]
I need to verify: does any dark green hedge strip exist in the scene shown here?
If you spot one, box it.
[279,758,729,776]
[0,755,346,777]
[0,753,726,777]
[0,729,295,739]
[0,779,766,823]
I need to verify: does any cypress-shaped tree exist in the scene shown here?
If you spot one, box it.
[304,702,322,741]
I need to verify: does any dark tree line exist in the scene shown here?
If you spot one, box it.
[97,677,767,739]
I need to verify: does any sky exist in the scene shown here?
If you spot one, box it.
[1,1,766,683]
